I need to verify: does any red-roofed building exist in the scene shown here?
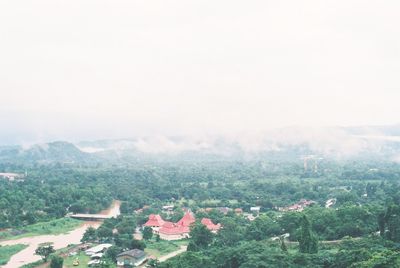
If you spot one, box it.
[158,212,194,240]
[143,212,195,240]
[201,218,221,233]
[144,214,165,227]
[176,212,195,227]
[234,208,243,214]
[144,214,166,233]
[143,211,221,240]
[159,224,190,240]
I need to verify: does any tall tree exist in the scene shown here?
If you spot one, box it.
[35,244,55,261]
[188,222,213,251]
[377,212,386,237]
[216,218,243,247]
[280,236,288,253]
[142,226,153,240]
[50,255,63,268]
[97,226,113,241]
[384,205,400,242]
[81,226,97,242]
[105,246,121,262]
[298,215,318,254]
[130,238,146,250]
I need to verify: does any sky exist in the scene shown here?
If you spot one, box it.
[0,0,400,145]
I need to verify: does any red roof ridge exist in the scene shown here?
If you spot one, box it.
[144,214,165,227]
[201,218,221,231]
[176,211,195,227]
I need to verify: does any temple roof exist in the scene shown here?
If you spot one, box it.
[144,214,165,227]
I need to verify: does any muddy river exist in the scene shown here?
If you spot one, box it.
[0,200,121,268]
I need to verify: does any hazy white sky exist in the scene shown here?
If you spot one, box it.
[0,0,399,144]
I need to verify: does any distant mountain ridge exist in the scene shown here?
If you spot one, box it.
[343,124,400,136]
[1,124,400,164]
[0,141,92,164]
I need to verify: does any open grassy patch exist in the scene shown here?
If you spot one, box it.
[63,251,91,268]
[20,260,45,268]
[0,244,28,265]
[63,251,117,268]
[145,239,188,258]
[172,240,190,247]
[0,218,82,240]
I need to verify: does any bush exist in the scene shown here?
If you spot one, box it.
[50,255,63,268]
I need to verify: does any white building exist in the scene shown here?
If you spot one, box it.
[250,206,261,214]
[85,244,112,256]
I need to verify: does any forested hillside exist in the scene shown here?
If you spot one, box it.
[1,154,400,266]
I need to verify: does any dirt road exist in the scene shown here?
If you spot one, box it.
[158,245,187,262]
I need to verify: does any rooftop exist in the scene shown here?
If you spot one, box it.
[176,212,195,227]
[117,249,146,259]
[201,218,221,231]
[144,214,165,227]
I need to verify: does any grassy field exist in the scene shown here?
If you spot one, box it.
[0,244,28,265]
[63,251,117,268]
[20,260,45,268]
[63,251,91,268]
[0,218,82,240]
[145,239,188,258]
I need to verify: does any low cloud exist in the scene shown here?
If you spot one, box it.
[111,127,395,158]
[133,136,212,154]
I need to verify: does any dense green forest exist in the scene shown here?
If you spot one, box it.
[1,158,400,266]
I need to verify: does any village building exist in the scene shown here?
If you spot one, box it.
[116,249,147,267]
[0,172,24,182]
[200,207,232,214]
[91,253,103,259]
[244,213,257,221]
[217,207,231,214]
[234,208,243,214]
[143,214,167,233]
[162,205,175,215]
[144,214,166,227]
[159,211,195,240]
[201,218,221,233]
[162,205,174,211]
[159,222,190,240]
[250,206,261,214]
[176,211,196,227]
[134,208,143,214]
[279,199,317,212]
[325,198,336,208]
[85,244,112,256]
[144,211,221,240]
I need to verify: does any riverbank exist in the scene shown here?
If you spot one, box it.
[0,201,121,268]
[0,244,28,265]
[0,218,82,241]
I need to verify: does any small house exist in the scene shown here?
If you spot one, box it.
[250,206,261,214]
[117,249,147,267]
[217,207,231,215]
[85,244,112,256]
[234,208,243,214]
[162,205,174,211]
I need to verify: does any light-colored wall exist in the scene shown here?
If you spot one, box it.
[159,233,189,241]
[116,256,146,267]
